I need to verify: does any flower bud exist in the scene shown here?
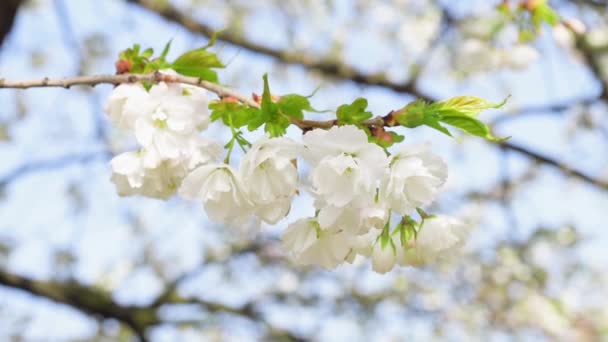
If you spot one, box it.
[394,102,426,128]
[372,238,396,273]
[115,59,132,74]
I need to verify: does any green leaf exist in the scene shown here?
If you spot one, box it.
[265,121,288,137]
[277,94,315,120]
[261,74,274,112]
[518,29,536,43]
[423,115,452,137]
[202,30,221,50]
[440,114,508,141]
[532,4,560,28]
[173,48,224,69]
[209,101,259,128]
[256,74,290,137]
[246,75,274,132]
[160,39,173,60]
[390,131,405,143]
[141,48,153,59]
[336,98,373,124]
[496,2,512,17]
[143,58,171,73]
[247,112,268,131]
[171,47,224,82]
[430,95,508,117]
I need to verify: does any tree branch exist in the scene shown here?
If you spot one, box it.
[0,151,110,186]
[0,71,260,108]
[498,141,608,189]
[0,266,304,341]
[0,0,22,46]
[0,268,157,341]
[126,0,434,101]
[0,72,605,191]
[569,23,608,101]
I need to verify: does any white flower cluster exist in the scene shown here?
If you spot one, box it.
[106,73,221,199]
[105,74,470,273]
[284,126,469,272]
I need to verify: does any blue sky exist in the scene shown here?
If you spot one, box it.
[0,0,607,340]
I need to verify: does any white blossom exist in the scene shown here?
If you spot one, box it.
[316,202,388,235]
[184,136,223,170]
[281,218,319,256]
[239,136,300,224]
[371,238,397,274]
[102,69,472,274]
[303,125,389,207]
[506,45,540,69]
[381,144,447,215]
[413,215,470,260]
[104,83,152,129]
[179,164,252,224]
[344,229,382,263]
[138,135,221,170]
[395,234,423,267]
[282,218,352,270]
[134,81,210,167]
[110,150,188,199]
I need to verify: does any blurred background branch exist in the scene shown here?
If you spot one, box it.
[0,0,607,341]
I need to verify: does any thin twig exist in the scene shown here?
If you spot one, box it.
[0,71,260,108]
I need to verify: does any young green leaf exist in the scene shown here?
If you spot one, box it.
[251,74,290,137]
[160,39,173,60]
[141,48,154,59]
[201,30,221,50]
[209,101,259,128]
[265,121,288,137]
[173,49,224,69]
[171,47,224,82]
[423,115,452,137]
[277,94,315,120]
[336,98,373,124]
[440,114,508,141]
[429,95,508,117]
[532,3,560,28]
[390,131,405,143]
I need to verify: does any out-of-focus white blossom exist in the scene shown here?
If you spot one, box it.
[553,25,575,48]
[506,45,540,69]
[413,215,470,260]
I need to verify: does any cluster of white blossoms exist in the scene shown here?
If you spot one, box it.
[105,73,470,273]
[283,126,470,272]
